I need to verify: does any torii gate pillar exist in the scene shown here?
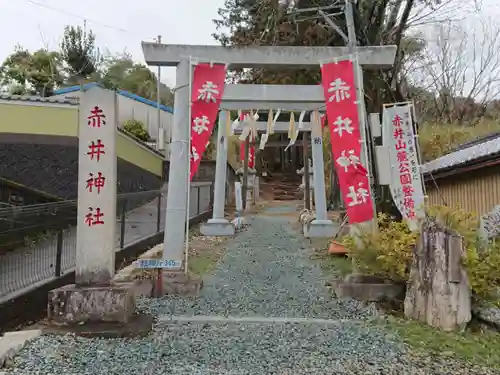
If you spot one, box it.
[161,59,191,268]
[200,110,235,236]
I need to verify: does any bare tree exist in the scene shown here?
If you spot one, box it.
[407,0,483,27]
[407,17,500,123]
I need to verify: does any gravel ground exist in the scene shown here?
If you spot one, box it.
[3,203,500,374]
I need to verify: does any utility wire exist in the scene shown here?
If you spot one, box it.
[24,0,128,33]
[21,0,158,41]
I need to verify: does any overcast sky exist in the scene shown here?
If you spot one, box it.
[0,0,226,87]
[0,0,499,88]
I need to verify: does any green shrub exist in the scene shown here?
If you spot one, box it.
[341,213,417,282]
[123,119,150,142]
[342,205,500,302]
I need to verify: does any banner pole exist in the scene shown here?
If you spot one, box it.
[346,0,377,225]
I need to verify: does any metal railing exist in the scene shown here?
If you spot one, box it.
[0,182,213,303]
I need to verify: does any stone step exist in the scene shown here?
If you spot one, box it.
[273,189,300,193]
[274,194,301,199]
[157,315,354,325]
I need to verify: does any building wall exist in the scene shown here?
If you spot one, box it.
[0,101,165,199]
[52,88,173,144]
[117,94,173,143]
[425,164,500,216]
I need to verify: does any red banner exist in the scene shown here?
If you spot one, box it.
[239,111,256,168]
[189,63,227,180]
[249,133,255,169]
[320,60,374,224]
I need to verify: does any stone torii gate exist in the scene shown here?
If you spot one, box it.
[203,84,333,239]
[141,43,396,271]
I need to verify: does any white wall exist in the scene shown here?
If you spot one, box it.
[52,87,173,153]
[116,94,172,144]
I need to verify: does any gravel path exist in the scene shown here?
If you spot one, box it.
[3,203,500,374]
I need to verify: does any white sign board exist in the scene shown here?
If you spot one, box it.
[234,181,243,212]
[76,87,117,285]
[136,259,182,269]
[375,146,391,185]
[383,104,425,230]
[369,113,382,138]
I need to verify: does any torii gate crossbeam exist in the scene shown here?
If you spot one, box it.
[221,84,324,111]
[142,43,396,69]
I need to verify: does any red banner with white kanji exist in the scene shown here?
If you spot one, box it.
[240,138,255,168]
[239,111,256,168]
[320,60,374,224]
[190,63,227,180]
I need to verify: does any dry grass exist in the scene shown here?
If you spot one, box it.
[418,119,500,162]
[227,135,242,171]
[186,232,228,277]
[128,225,231,280]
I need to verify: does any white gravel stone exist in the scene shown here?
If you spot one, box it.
[3,205,500,374]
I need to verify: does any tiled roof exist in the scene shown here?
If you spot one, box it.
[422,132,500,174]
[0,94,78,105]
[53,83,174,113]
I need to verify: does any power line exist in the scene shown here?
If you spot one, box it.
[24,0,128,32]
[22,0,157,40]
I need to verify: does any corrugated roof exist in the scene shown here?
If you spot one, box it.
[53,83,174,113]
[0,94,78,105]
[453,131,500,151]
[422,132,500,174]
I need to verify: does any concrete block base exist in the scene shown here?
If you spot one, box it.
[231,216,247,230]
[0,330,42,367]
[200,219,235,236]
[335,274,406,302]
[161,271,203,296]
[40,314,154,339]
[47,282,136,325]
[304,219,337,238]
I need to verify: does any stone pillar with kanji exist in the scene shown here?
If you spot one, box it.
[75,91,117,286]
[47,87,140,329]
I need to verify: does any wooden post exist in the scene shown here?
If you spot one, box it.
[303,133,311,210]
[404,219,471,331]
[241,136,250,210]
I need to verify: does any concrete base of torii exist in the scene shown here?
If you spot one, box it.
[47,282,137,325]
[304,219,337,238]
[45,281,155,338]
[200,218,235,236]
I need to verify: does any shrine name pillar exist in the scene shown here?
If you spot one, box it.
[46,87,138,327]
[201,110,235,236]
[306,112,336,238]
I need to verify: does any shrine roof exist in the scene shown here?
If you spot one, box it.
[53,83,173,113]
[0,94,77,105]
[422,132,500,176]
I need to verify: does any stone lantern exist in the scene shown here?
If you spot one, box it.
[236,166,258,210]
[297,158,314,208]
